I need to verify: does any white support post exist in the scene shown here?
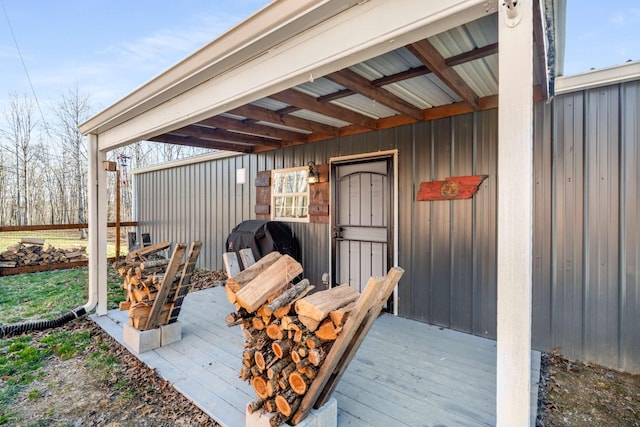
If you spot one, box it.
[497,0,534,426]
[87,134,109,315]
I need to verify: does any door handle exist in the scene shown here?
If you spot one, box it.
[332,226,343,238]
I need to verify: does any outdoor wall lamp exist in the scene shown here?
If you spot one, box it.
[307,161,320,184]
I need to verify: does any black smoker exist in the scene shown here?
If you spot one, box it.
[225,220,300,269]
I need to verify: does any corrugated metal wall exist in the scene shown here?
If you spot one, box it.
[136,111,500,338]
[135,79,640,372]
[533,80,640,373]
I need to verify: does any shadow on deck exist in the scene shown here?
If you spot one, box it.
[92,286,540,427]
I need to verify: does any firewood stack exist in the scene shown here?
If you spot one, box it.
[225,252,363,427]
[0,238,87,268]
[115,241,202,331]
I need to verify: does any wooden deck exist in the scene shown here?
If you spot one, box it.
[93,286,540,426]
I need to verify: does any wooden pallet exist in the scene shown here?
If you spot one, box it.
[144,241,202,330]
[167,241,202,324]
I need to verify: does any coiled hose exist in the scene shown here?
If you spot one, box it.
[0,306,87,338]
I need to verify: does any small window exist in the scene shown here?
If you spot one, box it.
[271,166,309,222]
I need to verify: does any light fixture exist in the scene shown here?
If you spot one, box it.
[236,168,246,185]
[307,161,319,184]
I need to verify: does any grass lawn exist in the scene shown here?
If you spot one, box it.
[0,267,124,424]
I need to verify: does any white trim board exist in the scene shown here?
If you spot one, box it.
[556,60,640,94]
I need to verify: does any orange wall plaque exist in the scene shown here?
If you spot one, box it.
[416,175,487,201]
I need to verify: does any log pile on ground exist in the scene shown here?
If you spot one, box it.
[0,238,87,268]
[225,252,404,426]
[114,241,202,331]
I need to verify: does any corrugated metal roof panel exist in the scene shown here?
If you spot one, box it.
[290,110,351,127]
[252,98,289,111]
[330,93,398,118]
[296,78,344,96]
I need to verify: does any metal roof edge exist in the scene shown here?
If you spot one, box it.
[131,151,240,175]
[555,60,640,94]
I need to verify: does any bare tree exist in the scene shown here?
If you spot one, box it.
[52,86,91,237]
[0,93,38,225]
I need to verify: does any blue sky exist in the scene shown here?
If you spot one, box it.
[0,0,638,121]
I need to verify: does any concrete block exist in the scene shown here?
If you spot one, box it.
[246,397,337,427]
[160,321,182,346]
[123,324,161,354]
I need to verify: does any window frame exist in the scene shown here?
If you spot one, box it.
[270,166,310,223]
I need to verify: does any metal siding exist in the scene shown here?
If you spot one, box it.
[551,92,586,359]
[532,97,553,350]
[584,86,620,365]
[396,126,415,319]
[430,118,452,327]
[622,81,640,372]
[473,109,498,339]
[451,114,474,333]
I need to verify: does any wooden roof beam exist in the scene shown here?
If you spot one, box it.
[198,116,307,143]
[229,104,340,137]
[445,42,498,67]
[408,39,480,109]
[326,69,423,120]
[173,125,283,148]
[149,134,253,153]
[270,89,378,130]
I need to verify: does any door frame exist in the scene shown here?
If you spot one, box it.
[329,149,399,315]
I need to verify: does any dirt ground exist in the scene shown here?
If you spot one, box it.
[537,349,640,426]
[8,270,640,426]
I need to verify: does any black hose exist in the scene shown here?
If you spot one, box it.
[0,306,87,338]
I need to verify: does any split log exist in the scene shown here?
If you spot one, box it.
[275,390,300,418]
[226,251,283,292]
[315,319,342,341]
[308,347,326,367]
[304,335,322,349]
[252,376,269,399]
[140,259,169,270]
[297,315,321,332]
[247,399,264,414]
[235,255,303,312]
[266,322,284,341]
[264,398,277,413]
[295,284,360,325]
[289,371,311,395]
[267,357,293,380]
[19,237,44,246]
[263,279,311,316]
[269,413,288,427]
[329,301,356,327]
[272,340,292,359]
[126,241,170,260]
[255,350,275,371]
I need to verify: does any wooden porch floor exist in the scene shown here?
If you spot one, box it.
[92,286,540,426]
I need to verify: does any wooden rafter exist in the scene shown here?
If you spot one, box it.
[199,116,308,143]
[445,42,498,67]
[407,39,480,109]
[372,66,430,86]
[174,125,283,148]
[149,134,253,153]
[270,89,378,129]
[228,104,339,137]
[326,69,423,120]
